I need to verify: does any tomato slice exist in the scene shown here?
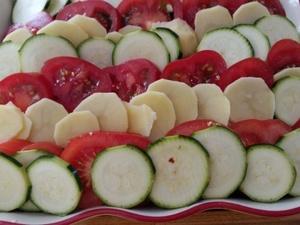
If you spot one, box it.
[60,131,151,208]
[167,119,220,136]
[215,58,274,91]
[162,50,227,87]
[103,59,161,101]
[0,73,53,112]
[41,57,112,112]
[255,0,285,16]
[117,0,183,29]
[229,119,291,147]
[0,140,32,156]
[267,39,300,74]
[56,1,122,32]
[22,142,62,156]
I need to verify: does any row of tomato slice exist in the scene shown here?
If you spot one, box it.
[0,38,299,113]
[0,116,298,209]
[55,0,286,31]
[8,0,286,36]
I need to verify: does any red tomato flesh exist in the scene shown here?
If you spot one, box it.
[41,57,112,112]
[162,50,227,87]
[0,140,32,156]
[167,119,220,136]
[215,58,274,91]
[61,131,151,209]
[267,39,300,74]
[0,73,53,112]
[229,119,291,147]
[103,59,161,101]
[117,0,183,29]
[56,1,122,32]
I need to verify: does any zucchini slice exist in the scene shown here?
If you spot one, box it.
[148,136,209,209]
[20,34,77,72]
[113,31,170,71]
[27,155,82,215]
[240,145,296,203]
[0,153,30,212]
[256,15,300,46]
[78,38,115,68]
[197,28,253,66]
[192,126,247,199]
[277,129,300,196]
[91,145,154,208]
[273,76,300,125]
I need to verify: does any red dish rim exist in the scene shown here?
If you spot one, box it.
[2,201,300,225]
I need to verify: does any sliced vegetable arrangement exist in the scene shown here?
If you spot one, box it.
[0,0,300,217]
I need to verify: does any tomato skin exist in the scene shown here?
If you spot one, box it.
[103,59,161,101]
[56,1,122,32]
[117,0,183,29]
[215,58,274,91]
[41,57,112,112]
[167,120,220,136]
[22,142,62,156]
[61,131,150,167]
[61,131,151,209]
[0,140,32,156]
[229,119,291,147]
[78,187,102,209]
[162,50,227,87]
[0,73,53,112]
[267,39,300,74]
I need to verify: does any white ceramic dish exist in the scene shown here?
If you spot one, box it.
[0,0,300,224]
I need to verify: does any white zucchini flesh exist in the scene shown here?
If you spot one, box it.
[274,67,300,82]
[152,28,181,61]
[192,126,247,199]
[0,153,30,212]
[91,145,154,208]
[277,129,300,196]
[0,42,21,80]
[113,31,170,71]
[197,28,253,67]
[240,145,295,203]
[256,15,300,46]
[46,0,70,16]
[78,38,115,68]
[273,77,300,126]
[148,136,209,209]
[14,150,50,211]
[234,25,270,60]
[28,156,81,215]
[20,34,77,72]
[12,0,49,24]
